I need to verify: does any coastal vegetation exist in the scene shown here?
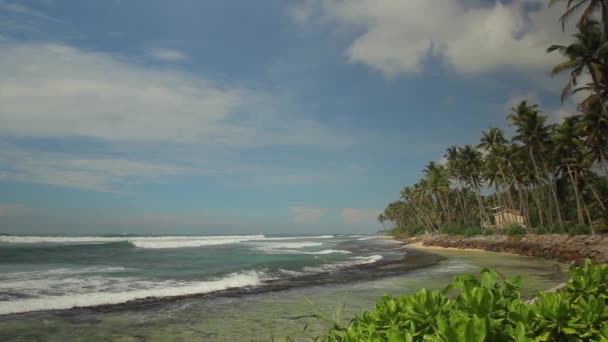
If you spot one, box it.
[377,2,608,236]
[320,260,608,341]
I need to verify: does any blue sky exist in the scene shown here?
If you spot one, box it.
[0,0,578,235]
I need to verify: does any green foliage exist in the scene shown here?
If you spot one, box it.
[482,229,495,236]
[320,260,608,341]
[439,223,480,236]
[566,224,592,236]
[389,225,426,237]
[506,224,527,236]
[534,227,548,235]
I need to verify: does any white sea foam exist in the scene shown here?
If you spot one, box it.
[357,237,378,241]
[261,235,335,241]
[0,235,266,249]
[255,242,323,249]
[303,255,383,273]
[260,248,352,255]
[0,271,263,315]
[0,266,129,280]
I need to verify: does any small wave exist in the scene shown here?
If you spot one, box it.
[303,255,383,273]
[0,266,130,281]
[254,242,323,249]
[0,235,266,249]
[0,271,263,315]
[357,237,377,241]
[262,235,335,241]
[259,248,351,255]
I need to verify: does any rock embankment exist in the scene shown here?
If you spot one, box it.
[416,234,608,265]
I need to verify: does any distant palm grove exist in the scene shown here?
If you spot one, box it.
[378,0,608,236]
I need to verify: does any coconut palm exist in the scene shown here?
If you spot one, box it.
[548,20,608,115]
[578,101,608,165]
[549,0,608,35]
[552,116,589,224]
[508,100,564,228]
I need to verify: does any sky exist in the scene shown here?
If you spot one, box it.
[0,0,580,235]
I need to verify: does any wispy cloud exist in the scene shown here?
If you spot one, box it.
[147,47,187,62]
[289,206,327,224]
[0,41,355,191]
[340,208,381,224]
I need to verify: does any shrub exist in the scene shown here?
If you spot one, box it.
[389,225,426,236]
[534,227,548,235]
[566,224,592,236]
[464,226,482,237]
[320,260,608,341]
[482,229,495,236]
[439,223,480,236]
[506,224,526,236]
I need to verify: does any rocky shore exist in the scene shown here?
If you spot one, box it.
[401,234,608,265]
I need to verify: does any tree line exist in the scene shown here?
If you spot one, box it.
[378,0,608,235]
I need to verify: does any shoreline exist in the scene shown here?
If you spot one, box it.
[0,247,443,319]
[392,234,608,265]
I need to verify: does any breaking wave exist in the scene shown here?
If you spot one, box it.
[0,235,267,249]
[0,271,264,315]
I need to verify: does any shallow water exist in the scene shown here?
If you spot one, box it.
[0,245,570,341]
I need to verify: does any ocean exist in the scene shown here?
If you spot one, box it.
[0,234,570,341]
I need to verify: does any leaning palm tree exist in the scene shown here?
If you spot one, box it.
[548,20,608,117]
[552,116,588,224]
[508,100,564,229]
[578,101,608,166]
[549,0,608,35]
[479,127,514,209]
[458,145,487,227]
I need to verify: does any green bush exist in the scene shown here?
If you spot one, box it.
[389,225,426,236]
[482,229,495,236]
[439,223,480,236]
[534,227,548,235]
[320,260,608,341]
[566,224,592,236]
[506,224,526,236]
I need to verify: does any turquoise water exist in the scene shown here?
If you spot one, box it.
[0,236,570,341]
[0,235,410,315]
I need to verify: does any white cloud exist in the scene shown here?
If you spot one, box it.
[147,47,187,61]
[340,208,381,224]
[293,0,570,77]
[0,41,356,191]
[0,42,349,148]
[289,206,327,223]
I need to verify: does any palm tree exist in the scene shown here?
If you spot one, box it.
[423,161,451,222]
[458,145,486,226]
[552,116,588,224]
[479,127,515,209]
[548,20,608,118]
[508,100,564,229]
[578,101,608,165]
[549,0,608,36]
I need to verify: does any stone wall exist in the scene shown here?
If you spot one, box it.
[419,234,608,265]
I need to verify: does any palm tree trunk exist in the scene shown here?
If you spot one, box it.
[603,1,608,39]
[585,181,607,212]
[566,164,585,225]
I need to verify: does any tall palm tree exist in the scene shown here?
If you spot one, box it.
[552,116,588,224]
[459,145,487,226]
[423,161,451,222]
[508,100,564,228]
[478,127,515,209]
[578,101,608,165]
[549,0,608,36]
[548,20,608,119]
